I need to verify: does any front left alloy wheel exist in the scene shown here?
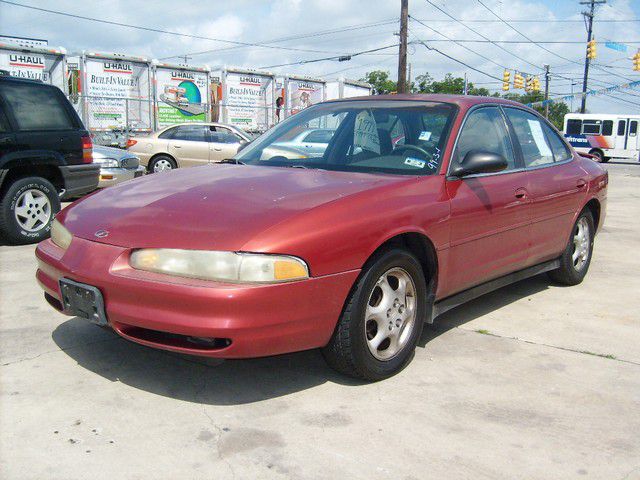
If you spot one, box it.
[322,249,427,381]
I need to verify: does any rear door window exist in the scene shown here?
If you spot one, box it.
[542,122,572,162]
[630,121,638,137]
[0,82,74,131]
[504,108,554,167]
[304,129,334,143]
[171,125,208,142]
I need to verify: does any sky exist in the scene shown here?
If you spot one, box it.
[1,0,640,114]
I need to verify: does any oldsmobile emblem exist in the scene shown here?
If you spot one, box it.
[94,230,109,238]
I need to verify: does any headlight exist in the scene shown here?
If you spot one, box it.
[97,158,119,168]
[129,249,309,283]
[50,219,73,250]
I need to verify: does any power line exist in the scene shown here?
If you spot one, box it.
[259,43,400,69]
[403,38,640,44]
[161,19,398,60]
[476,0,580,66]
[410,16,514,73]
[410,17,640,23]
[423,0,543,71]
[411,36,504,82]
[0,0,353,56]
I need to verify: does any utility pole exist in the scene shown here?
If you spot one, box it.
[397,0,409,94]
[544,64,550,118]
[579,0,606,113]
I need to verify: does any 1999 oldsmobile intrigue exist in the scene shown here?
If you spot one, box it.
[36,95,607,380]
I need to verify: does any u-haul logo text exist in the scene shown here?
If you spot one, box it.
[171,71,194,80]
[9,54,45,69]
[103,62,132,74]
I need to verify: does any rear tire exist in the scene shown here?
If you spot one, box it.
[0,176,61,245]
[149,155,176,173]
[548,210,595,286]
[322,249,427,381]
[589,149,604,162]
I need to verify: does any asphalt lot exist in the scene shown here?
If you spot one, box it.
[1,162,639,480]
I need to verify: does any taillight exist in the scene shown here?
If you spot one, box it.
[81,135,93,164]
[126,139,138,149]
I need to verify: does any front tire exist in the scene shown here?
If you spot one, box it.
[548,210,595,286]
[322,249,427,381]
[0,176,61,245]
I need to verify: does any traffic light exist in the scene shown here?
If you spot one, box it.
[633,51,640,71]
[525,76,533,92]
[513,72,524,89]
[502,70,511,91]
[531,76,541,92]
[587,39,597,60]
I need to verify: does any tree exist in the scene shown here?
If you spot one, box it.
[413,73,493,96]
[361,70,397,95]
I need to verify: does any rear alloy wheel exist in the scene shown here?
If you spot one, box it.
[322,249,427,381]
[0,176,61,244]
[548,210,595,286]
[149,155,176,173]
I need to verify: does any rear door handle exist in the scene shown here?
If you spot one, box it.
[577,180,587,189]
[515,188,528,199]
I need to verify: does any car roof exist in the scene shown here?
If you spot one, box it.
[325,93,528,110]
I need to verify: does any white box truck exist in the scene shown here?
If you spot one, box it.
[326,78,372,100]
[0,42,67,92]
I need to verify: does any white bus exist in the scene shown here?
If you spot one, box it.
[563,113,639,163]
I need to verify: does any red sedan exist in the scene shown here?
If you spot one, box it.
[36,95,607,380]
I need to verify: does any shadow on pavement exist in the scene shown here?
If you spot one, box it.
[52,273,554,405]
[419,273,553,346]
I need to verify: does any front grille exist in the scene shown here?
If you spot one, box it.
[118,324,232,351]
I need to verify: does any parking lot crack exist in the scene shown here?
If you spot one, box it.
[1,336,121,367]
[461,327,640,366]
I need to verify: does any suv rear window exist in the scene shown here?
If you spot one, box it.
[0,83,74,131]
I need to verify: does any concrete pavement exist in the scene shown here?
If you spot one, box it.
[1,162,639,480]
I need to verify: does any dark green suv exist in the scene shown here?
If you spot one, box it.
[0,73,99,244]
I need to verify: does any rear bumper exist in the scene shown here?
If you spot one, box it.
[35,237,359,358]
[97,166,145,188]
[59,164,100,199]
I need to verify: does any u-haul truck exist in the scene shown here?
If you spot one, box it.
[0,43,67,92]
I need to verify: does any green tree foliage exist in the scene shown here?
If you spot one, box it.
[361,70,569,130]
[360,70,397,94]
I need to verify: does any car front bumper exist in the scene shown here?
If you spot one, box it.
[98,166,145,188]
[35,237,359,358]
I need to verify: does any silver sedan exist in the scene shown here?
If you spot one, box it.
[92,145,146,188]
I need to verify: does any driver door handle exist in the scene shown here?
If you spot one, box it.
[514,188,528,199]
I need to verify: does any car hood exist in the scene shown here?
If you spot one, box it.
[61,164,413,251]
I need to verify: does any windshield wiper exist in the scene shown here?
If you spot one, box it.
[219,158,246,165]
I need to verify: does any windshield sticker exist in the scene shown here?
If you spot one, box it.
[353,110,380,154]
[527,119,553,157]
[405,157,426,168]
[418,131,432,141]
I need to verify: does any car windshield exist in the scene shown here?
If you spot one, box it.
[235,100,456,175]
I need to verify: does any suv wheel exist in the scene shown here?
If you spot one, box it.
[0,176,61,245]
[322,249,427,381]
[149,155,176,173]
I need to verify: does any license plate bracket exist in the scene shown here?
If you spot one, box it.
[59,278,108,327]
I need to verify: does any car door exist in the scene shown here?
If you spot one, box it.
[167,124,210,167]
[503,107,588,266]
[208,126,243,162]
[444,106,531,296]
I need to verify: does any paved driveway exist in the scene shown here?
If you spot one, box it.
[1,162,639,480]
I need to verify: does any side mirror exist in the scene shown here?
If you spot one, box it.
[451,150,508,177]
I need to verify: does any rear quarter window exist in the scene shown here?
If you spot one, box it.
[0,82,75,131]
